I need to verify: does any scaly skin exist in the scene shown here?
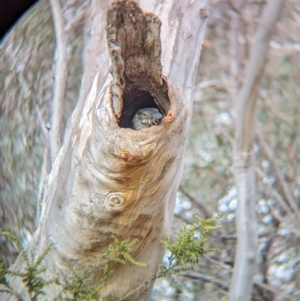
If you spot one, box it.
[132,108,163,131]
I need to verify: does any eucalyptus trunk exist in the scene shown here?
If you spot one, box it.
[0,0,207,300]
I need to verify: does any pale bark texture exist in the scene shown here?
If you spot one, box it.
[230,1,284,300]
[49,0,68,163]
[0,0,207,300]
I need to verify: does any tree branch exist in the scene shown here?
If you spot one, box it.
[2,1,208,300]
[230,0,284,300]
[235,0,284,154]
[179,185,212,219]
[181,271,229,290]
[255,167,294,216]
[257,130,300,220]
[49,0,68,163]
[229,0,246,94]
[254,281,297,301]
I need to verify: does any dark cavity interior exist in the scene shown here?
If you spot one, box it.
[119,90,160,129]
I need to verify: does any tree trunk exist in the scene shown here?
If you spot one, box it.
[0,0,207,300]
[230,1,284,300]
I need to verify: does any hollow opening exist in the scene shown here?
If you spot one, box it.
[119,89,160,129]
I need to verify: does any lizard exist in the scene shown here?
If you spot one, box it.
[132,108,163,131]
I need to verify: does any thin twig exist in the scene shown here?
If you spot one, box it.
[229,0,246,95]
[49,0,68,164]
[179,185,212,219]
[196,257,297,301]
[181,271,229,290]
[256,166,300,237]
[254,281,297,301]
[255,167,294,216]
[228,0,242,15]
[118,278,154,301]
[0,287,22,301]
[257,130,300,220]
[35,107,50,141]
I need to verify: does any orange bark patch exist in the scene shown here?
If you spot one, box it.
[121,151,131,161]
[163,109,175,125]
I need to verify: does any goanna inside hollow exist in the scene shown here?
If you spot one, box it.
[119,79,170,130]
[119,84,170,128]
[106,0,171,129]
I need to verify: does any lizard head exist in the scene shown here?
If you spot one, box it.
[132,108,163,131]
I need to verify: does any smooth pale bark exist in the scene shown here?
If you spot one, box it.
[49,0,68,163]
[230,1,284,300]
[1,0,207,300]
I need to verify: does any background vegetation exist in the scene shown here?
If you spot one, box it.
[1,0,299,300]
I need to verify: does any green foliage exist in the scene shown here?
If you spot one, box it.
[1,217,221,301]
[0,262,8,285]
[2,232,22,250]
[1,232,55,301]
[58,273,103,301]
[160,215,221,276]
[58,236,145,301]
[105,236,146,266]
[102,235,146,278]
[1,232,146,301]
[119,215,222,301]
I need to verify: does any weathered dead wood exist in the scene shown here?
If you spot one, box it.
[1,0,207,300]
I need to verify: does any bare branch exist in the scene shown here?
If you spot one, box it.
[235,0,284,154]
[231,1,284,300]
[35,107,50,141]
[179,185,212,219]
[255,167,294,216]
[254,281,298,301]
[257,165,300,237]
[257,130,300,219]
[34,107,51,224]
[181,271,229,290]
[229,0,246,93]
[228,0,243,15]
[49,0,68,163]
